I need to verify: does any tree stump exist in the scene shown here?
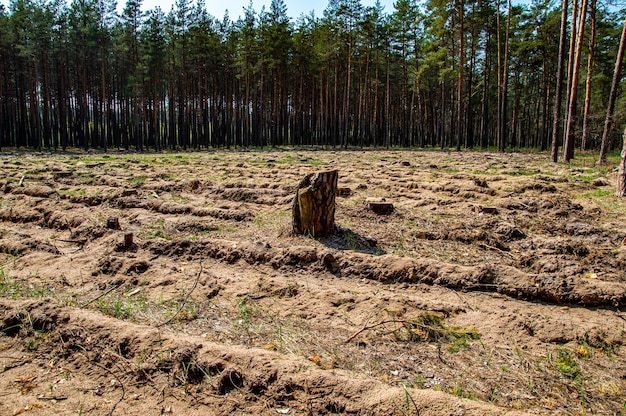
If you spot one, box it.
[292,170,338,237]
[107,217,121,230]
[366,197,394,215]
[124,233,134,249]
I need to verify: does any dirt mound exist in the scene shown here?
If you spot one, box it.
[140,237,626,308]
[0,298,529,416]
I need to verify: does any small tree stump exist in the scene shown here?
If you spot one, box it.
[366,197,394,215]
[107,217,121,230]
[124,233,134,249]
[473,205,499,215]
[292,170,338,237]
[337,187,352,197]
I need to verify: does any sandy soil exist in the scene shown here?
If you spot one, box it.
[0,149,624,416]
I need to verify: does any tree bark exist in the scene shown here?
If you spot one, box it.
[551,0,569,162]
[564,0,579,136]
[497,0,511,153]
[618,127,626,197]
[497,0,502,150]
[456,0,464,152]
[563,0,588,163]
[581,0,596,151]
[292,170,338,237]
[480,31,490,149]
[599,15,626,165]
[499,0,511,153]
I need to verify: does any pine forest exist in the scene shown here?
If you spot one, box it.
[1,0,626,159]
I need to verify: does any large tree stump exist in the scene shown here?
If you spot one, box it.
[292,170,338,237]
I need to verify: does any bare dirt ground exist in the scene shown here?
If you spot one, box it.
[0,149,625,416]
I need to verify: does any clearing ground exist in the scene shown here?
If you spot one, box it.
[0,149,625,415]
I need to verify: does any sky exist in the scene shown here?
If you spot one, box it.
[142,0,396,20]
[0,0,396,20]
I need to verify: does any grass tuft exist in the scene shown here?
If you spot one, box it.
[555,347,580,379]
[398,312,480,353]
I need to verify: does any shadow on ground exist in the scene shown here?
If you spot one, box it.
[319,226,385,255]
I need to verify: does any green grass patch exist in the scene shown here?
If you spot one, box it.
[571,174,599,183]
[0,268,55,300]
[58,188,87,197]
[575,188,626,216]
[555,347,580,379]
[397,312,480,352]
[577,188,614,199]
[504,169,541,176]
[451,375,476,399]
[144,219,171,239]
[471,169,500,176]
[248,153,327,167]
[128,175,148,184]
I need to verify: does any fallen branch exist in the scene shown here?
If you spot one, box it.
[80,283,123,308]
[437,344,451,367]
[443,286,475,312]
[344,319,425,344]
[157,264,203,327]
[37,395,68,401]
[57,238,87,245]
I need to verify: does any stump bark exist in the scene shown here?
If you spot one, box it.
[124,233,134,249]
[292,170,338,237]
[107,217,121,230]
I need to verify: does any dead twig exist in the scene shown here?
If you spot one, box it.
[478,243,514,257]
[157,386,166,405]
[157,264,203,327]
[343,319,430,344]
[80,283,123,308]
[437,344,451,367]
[57,238,87,244]
[37,395,68,401]
[442,287,475,312]
[1,359,31,371]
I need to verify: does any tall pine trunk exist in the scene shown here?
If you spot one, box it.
[456,0,464,152]
[581,0,596,151]
[599,15,626,164]
[541,57,550,150]
[563,0,588,163]
[551,0,569,162]
[617,127,626,197]
[564,0,579,135]
[498,0,511,153]
[480,31,490,149]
